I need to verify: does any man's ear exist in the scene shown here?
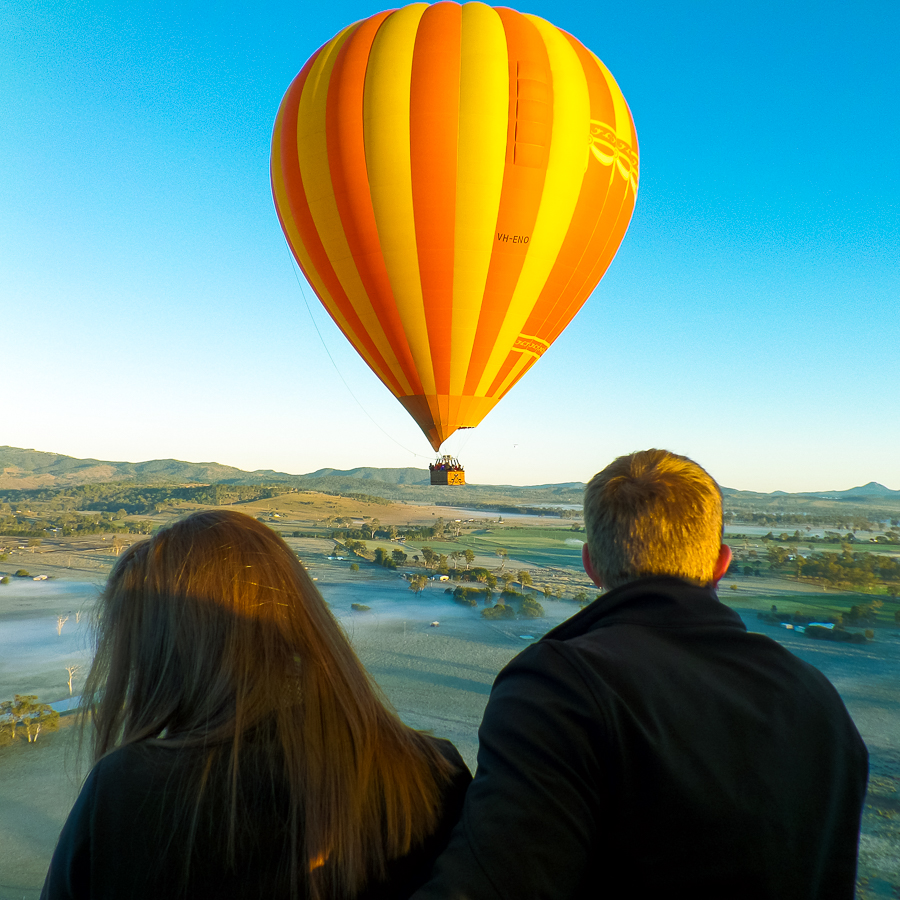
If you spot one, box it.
[711,544,732,586]
[582,543,603,588]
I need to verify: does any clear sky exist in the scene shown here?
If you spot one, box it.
[2,0,897,491]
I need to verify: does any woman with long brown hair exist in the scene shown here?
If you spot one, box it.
[41,510,470,899]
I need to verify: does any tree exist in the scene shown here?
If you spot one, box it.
[518,569,532,588]
[367,519,380,539]
[573,590,590,607]
[495,548,509,571]
[65,665,81,695]
[392,549,409,566]
[409,575,428,595]
[57,614,69,636]
[0,695,59,743]
[521,597,545,618]
[421,547,437,569]
[464,549,475,570]
[482,603,515,620]
[349,563,359,572]
[501,572,515,591]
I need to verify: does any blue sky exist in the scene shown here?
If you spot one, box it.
[2,0,897,491]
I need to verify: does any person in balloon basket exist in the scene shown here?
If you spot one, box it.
[414,449,868,900]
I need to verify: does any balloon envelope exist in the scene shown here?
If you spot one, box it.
[271,1,638,451]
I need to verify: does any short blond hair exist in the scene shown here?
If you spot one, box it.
[583,449,723,589]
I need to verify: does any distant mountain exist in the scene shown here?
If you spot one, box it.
[0,446,298,489]
[0,446,584,503]
[836,482,900,498]
[1,447,894,508]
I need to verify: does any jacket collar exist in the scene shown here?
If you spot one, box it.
[542,575,746,642]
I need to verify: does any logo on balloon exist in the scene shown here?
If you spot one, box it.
[513,335,550,358]
[589,121,639,192]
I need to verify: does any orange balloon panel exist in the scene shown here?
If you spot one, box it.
[271,1,638,451]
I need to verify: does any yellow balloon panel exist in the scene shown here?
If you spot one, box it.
[271,1,638,451]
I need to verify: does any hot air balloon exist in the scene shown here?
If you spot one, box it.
[271,1,638,464]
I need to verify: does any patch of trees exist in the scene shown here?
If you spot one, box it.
[482,603,515,620]
[726,511,882,531]
[343,493,391,506]
[520,597,545,618]
[373,548,398,570]
[418,547,450,573]
[452,586,490,607]
[0,483,286,516]
[757,529,900,545]
[350,603,370,611]
[767,547,900,595]
[0,512,153,538]
[331,539,367,556]
[434,500,578,518]
[456,567,497,588]
[499,588,546,618]
[331,522,450,543]
[0,695,59,745]
[805,625,869,644]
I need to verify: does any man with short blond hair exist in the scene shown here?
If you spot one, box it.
[582,448,726,588]
[417,449,868,900]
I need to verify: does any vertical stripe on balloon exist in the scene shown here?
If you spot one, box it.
[462,7,550,398]
[409,2,462,400]
[363,4,435,404]
[450,2,508,398]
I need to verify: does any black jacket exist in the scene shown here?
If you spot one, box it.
[416,576,868,900]
[41,736,470,900]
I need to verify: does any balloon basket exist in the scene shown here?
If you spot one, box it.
[429,455,465,486]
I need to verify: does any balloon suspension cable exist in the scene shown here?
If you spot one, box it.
[448,426,476,458]
[283,241,433,461]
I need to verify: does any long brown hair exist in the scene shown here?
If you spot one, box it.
[80,509,454,898]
